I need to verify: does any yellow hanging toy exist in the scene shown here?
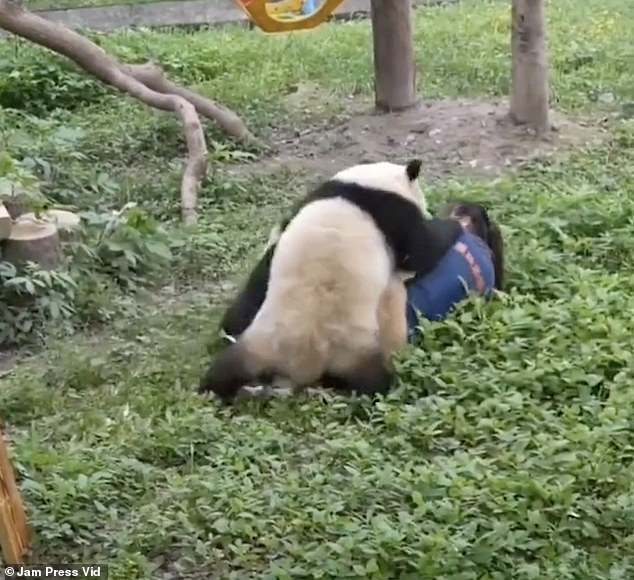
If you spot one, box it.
[234,0,346,33]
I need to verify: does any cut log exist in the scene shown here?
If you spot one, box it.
[3,220,61,270]
[18,210,81,241]
[0,203,10,241]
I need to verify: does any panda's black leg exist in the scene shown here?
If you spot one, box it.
[323,352,393,396]
[220,244,276,338]
[199,342,263,403]
[321,373,348,391]
[221,212,300,338]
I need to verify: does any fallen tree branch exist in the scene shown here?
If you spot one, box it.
[0,0,259,224]
[125,63,263,149]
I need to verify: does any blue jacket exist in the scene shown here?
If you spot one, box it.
[406,230,495,340]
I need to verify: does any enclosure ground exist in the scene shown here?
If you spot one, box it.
[1,0,634,577]
[243,93,607,182]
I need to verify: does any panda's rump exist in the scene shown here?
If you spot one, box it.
[247,199,392,382]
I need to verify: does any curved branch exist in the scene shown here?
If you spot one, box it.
[0,0,210,224]
[125,63,264,149]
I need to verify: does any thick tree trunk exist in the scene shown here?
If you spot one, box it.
[510,0,550,135]
[370,0,418,112]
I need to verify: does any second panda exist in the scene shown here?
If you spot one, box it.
[200,159,462,402]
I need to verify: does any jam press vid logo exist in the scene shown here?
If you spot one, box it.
[2,565,107,579]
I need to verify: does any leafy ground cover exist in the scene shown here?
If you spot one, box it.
[1,0,634,577]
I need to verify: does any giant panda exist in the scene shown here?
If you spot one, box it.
[199,159,462,402]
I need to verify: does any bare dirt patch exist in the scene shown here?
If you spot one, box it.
[236,96,607,184]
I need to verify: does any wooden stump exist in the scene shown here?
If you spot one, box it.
[0,203,10,241]
[0,430,31,565]
[3,219,61,270]
[19,209,81,241]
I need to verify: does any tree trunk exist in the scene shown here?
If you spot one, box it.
[510,0,550,135]
[370,0,418,112]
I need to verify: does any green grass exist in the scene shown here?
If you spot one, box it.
[1,0,634,577]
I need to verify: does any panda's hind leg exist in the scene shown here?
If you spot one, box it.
[323,351,393,396]
[200,342,253,401]
[199,333,274,402]
[377,275,409,359]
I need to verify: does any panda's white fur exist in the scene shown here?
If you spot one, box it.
[201,160,457,401]
[245,197,396,385]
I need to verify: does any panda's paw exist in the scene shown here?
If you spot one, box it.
[236,385,272,400]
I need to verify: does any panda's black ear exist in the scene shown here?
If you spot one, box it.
[406,159,423,181]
